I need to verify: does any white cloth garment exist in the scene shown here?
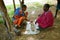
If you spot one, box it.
[23,20,40,35]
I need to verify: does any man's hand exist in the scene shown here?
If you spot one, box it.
[19,10,22,14]
[25,12,28,17]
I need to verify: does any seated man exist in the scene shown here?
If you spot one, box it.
[36,4,54,29]
[13,5,28,27]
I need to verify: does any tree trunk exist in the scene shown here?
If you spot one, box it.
[13,0,16,11]
[0,0,12,31]
[19,0,24,8]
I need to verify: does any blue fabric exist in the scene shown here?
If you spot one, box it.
[15,8,20,16]
[14,7,25,16]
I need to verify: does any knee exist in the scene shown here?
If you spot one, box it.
[19,16,25,20]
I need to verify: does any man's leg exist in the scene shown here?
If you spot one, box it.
[13,19,18,25]
[17,16,25,27]
[55,9,58,18]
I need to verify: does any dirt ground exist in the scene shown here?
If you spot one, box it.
[0,6,60,40]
